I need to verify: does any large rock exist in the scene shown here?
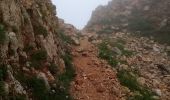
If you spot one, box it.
[71,37,80,46]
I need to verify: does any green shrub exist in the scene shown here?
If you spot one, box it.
[27,76,49,100]
[23,45,34,52]
[56,52,75,100]
[117,70,156,100]
[0,64,8,81]
[59,53,75,88]
[59,31,73,44]
[9,94,27,100]
[122,50,134,57]
[117,70,140,91]
[31,49,47,69]
[33,25,48,37]
[167,51,170,56]
[98,41,118,67]
[112,41,133,57]
[0,24,6,44]
[116,38,126,45]
[0,81,6,96]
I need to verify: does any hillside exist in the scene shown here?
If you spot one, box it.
[85,0,170,45]
[0,0,170,100]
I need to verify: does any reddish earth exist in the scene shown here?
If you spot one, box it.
[70,37,124,100]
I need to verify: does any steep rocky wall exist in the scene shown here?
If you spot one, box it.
[0,0,70,99]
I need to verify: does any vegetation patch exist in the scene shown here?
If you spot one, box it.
[27,76,49,100]
[117,70,156,100]
[98,41,118,67]
[33,25,48,37]
[0,81,6,96]
[98,39,155,100]
[30,49,47,69]
[23,45,34,52]
[58,31,73,44]
[0,24,6,44]
[55,52,75,100]
[59,52,75,89]
[0,64,8,81]
[167,51,170,56]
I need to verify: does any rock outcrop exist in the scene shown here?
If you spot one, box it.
[0,0,70,99]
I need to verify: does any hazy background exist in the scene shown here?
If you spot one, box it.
[52,0,111,29]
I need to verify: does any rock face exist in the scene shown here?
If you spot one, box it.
[0,0,69,99]
[85,0,170,44]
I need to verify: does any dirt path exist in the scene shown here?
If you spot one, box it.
[70,37,123,100]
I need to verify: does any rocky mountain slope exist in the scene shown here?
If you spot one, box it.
[85,32,170,100]
[1,0,170,100]
[0,0,76,99]
[85,0,170,45]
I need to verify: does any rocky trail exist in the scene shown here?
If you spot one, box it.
[69,32,170,100]
[70,36,124,100]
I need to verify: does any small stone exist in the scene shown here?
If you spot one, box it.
[137,77,146,86]
[112,47,122,55]
[154,89,162,96]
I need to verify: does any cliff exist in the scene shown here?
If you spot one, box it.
[0,0,74,99]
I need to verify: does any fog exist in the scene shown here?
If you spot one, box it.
[52,0,111,29]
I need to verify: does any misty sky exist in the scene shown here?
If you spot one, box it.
[52,0,111,29]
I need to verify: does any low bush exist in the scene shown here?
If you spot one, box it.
[117,70,156,100]
[23,45,34,52]
[117,70,140,91]
[58,31,73,44]
[0,24,6,44]
[56,52,75,100]
[27,76,49,100]
[0,81,6,96]
[30,49,47,69]
[59,53,75,88]
[33,25,48,37]
[0,64,8,81]
[98,41,118,67]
